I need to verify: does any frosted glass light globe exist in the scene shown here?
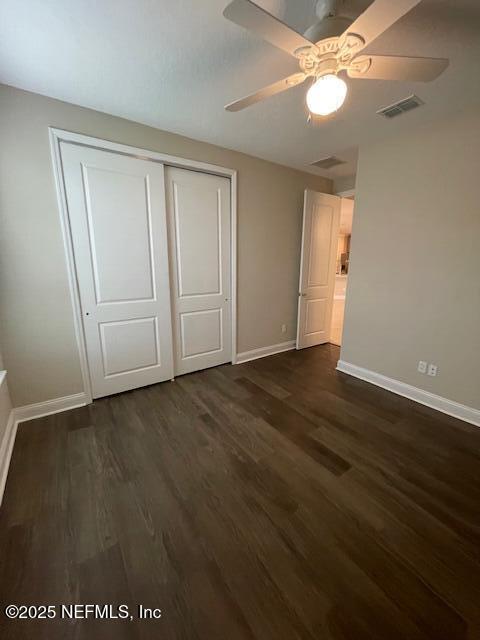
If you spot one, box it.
[306,74,348,116]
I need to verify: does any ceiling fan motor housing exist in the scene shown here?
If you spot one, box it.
[296,33,366,79]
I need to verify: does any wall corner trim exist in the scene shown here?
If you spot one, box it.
[236,340,296,364]
[336,360,480,428]
[0,411,17,506]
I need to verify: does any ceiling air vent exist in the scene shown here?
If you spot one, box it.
[377,95,424,119]
[311,156,346,170]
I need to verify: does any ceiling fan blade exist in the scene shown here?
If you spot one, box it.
[342,0,422,53]
[225,72,307,111]
[223,0,314,57]
[348,55,449,82]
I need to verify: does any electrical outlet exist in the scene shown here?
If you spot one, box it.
[417,361,427,374]
[427,363,438,377]
[281,324,287,334]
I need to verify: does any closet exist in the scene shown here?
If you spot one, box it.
[60,141,232,399]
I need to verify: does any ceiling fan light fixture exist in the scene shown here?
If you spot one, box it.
[222,0,449,113]
[306,74,347,116]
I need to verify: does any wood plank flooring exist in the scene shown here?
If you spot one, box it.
[1,344,479,639]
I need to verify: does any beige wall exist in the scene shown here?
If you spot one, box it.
[0,84,331,406]
[341,108,480,410]
[334,174,356,194]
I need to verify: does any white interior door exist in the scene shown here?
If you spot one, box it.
[61,142,174,398]
[165,167,231,376]
[296,190,340,349]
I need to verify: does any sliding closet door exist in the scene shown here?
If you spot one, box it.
[165,167,232,376]
[61,143,174,398]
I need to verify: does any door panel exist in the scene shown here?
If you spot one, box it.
[180,309,222,358]
[99,317,160,376]
[307,205,333,287]
[61,142,174,398]
[305,298,327,336]
[165,167,231,375]
[83,166,155,303]
[173,182,222,296]
[296,190,340,349]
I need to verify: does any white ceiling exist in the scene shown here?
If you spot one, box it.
[1,0,479,178]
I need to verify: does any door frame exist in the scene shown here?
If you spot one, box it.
[49,127,238,404]
[336,188,355,198]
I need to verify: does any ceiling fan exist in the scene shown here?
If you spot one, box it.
[223,0,449,116]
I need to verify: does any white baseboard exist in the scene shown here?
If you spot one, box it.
[236,340,296,364]
[0,392,88,506]
[0,411,17,506]
[13,392,88,424]
[336,360,480,428]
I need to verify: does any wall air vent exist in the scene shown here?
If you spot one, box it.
[311,156,346,169]
[377,95,424,119]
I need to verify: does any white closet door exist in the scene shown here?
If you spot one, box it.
[165,167,232,376]
[61,142,174,398]
[296,190,341,349]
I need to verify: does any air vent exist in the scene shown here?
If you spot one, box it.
[377,95,424,119]
[311,156,346,169]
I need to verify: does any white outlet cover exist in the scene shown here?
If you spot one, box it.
[417,361,427,374]
[427,364,438,377]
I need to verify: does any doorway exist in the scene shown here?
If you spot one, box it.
[296,190,340,349]
[296,190,354,351]
[330,196,354,346]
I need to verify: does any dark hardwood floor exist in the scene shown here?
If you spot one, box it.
[1,344,480,639]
